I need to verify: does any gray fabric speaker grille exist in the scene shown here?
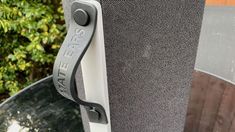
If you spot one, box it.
[100,0,205,132]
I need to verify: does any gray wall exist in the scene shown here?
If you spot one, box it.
[195,6,235,84]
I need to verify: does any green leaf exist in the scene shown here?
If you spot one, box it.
[36,44,45,51]
[7,54,17,61]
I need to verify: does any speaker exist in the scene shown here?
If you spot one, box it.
[62,0,205,131]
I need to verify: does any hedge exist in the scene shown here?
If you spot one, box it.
[0,0,66,95]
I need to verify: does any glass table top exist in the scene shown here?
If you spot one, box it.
[0,76,84,132]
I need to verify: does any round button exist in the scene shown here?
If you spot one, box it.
[73,9,89,26]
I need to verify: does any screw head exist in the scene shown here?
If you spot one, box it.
[73,9,89,26]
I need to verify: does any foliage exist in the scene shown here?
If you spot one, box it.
[0,0,66,95]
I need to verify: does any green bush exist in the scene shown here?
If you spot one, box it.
[0,0,66,95]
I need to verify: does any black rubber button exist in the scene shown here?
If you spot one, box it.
[73,9,89,26]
